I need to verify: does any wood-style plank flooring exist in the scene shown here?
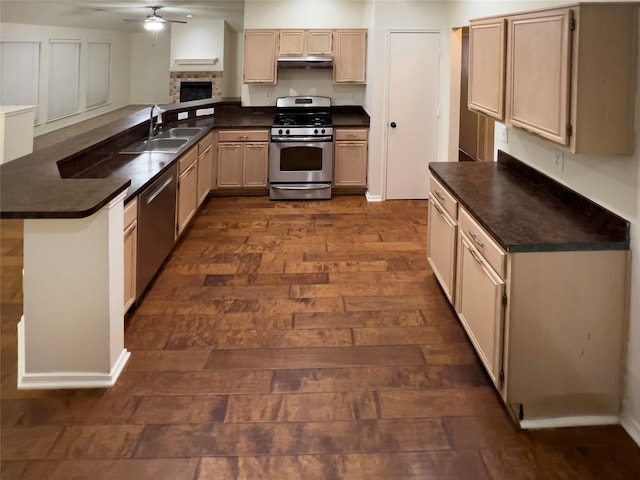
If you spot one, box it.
[2,196,640,479]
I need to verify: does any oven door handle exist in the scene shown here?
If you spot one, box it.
[270,136,333,142]
[271,184,332,190]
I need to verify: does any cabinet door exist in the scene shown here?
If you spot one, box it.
[507,9,572,145]
[307,30,333,55]
[243,30,278,84]
[279,30,305,55]
[468,18,506,120]
[217,143,243,188]
[197,144,213,206]
[334,30,367,83]
[242,143,268,187]
[427,198,457,303]
[123,199,137,313]
[334,141,367,187]
[177,159,198,235]
[456,232,505,387]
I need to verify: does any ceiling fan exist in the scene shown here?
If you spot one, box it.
[123,6,186,31]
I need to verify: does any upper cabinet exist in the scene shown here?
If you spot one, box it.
[243,30,278,84]
[468,18,506,121]
[469,3,638,154]
[279,30,333,56]
[243,29,367,85]
[334,30,367,84]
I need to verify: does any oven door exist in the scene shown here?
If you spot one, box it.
[269,140,333,183]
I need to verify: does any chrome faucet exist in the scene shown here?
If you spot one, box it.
[148,104,164,140]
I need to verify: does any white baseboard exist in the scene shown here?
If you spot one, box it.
[519,415,620,430]
[18,319,130,390]
[622,414,640,446]
[365,191,383,202]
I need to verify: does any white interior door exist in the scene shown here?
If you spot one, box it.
[386,31,440,199]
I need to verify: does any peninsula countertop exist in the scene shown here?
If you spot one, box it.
[429,151,629,253]
[0,100,370,219]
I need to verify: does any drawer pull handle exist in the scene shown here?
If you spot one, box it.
[433,202,445,215]
[469,231,485,248]
[434,191,445,201]
[469,247,484,266]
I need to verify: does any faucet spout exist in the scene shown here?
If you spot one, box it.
[148,104,164,140]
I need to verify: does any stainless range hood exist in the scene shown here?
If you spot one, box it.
[277,56,333,69]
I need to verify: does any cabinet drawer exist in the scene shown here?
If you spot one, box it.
[198,132,213,155]
[429,174,458,220]
[335,129,368,141]
[123,197,138,230]
[178,146,198,174]
[218,130,269,142]
[459,207,506,277]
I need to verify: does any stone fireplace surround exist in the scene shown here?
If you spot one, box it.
[169,71,223,103]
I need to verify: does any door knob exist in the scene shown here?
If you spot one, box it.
[390,122,397,128]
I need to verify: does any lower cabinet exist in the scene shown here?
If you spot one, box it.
[197,132,214,206]
[217,130,269,189]
[427,172,628,425]
[176,146,198,236]
[334,129,368,189]
[456,227,505,387]
[123,197,137,313]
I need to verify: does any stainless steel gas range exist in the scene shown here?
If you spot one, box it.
[269,96,333,200]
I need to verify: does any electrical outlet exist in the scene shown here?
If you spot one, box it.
[195,108,207,117]
[350,92,357,100]
[265,92,272,100]
[177,112,188,120]
[499,124,508,143]
[205,108,215,115]
[553,150,564,171]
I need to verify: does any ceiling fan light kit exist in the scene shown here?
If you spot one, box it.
[144,17,164,31]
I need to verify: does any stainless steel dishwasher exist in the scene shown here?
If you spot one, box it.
[136,164,177,299]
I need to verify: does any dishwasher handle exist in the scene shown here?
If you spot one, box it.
[145,176,174,205]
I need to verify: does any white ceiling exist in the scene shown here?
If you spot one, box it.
[0,0,245,32]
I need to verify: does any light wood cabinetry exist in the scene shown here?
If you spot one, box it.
[176,146,198,236]
[468,18,506,120]
[307,30,333,55]
[427,175,457,303]
[333,30,367,83]
[469,3,638,154]
[243,30,278,84]
[123,198,137,313]
[334,129,367,188]
[455,208,505,387]
[429,173,629,426]
[278,30,333,56]
[197,133,213,207]
[217,130,269,189]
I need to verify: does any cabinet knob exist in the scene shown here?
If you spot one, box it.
[390,122,397,128]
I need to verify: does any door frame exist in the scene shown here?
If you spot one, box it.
[381,28,442,200]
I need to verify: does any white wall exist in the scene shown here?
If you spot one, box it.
[242,0,370,106]
[129,30,171,104]
[449,0,640,444]
[170,20,225,72]
[0,23,132,136]
[223,24,241,97]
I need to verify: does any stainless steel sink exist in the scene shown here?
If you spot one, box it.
[156,127,206,138]
[120,137,190,154]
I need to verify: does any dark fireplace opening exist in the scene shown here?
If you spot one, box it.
[180,81,213,102]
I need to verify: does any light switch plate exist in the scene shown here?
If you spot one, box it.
[178,112,188,120]
[195,109,207,117]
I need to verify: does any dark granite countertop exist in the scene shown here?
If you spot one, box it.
[0,100,369,219]
[429,151,629,252]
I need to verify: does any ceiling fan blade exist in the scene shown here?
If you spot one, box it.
[166,20,188,24]
[122,19,140,22]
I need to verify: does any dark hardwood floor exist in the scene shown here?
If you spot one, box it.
[2,196,639,479]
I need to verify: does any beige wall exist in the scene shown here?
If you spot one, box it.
[129,31,171,105]
[0,23,132,136]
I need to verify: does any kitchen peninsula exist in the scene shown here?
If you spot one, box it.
[0,97,370,390]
